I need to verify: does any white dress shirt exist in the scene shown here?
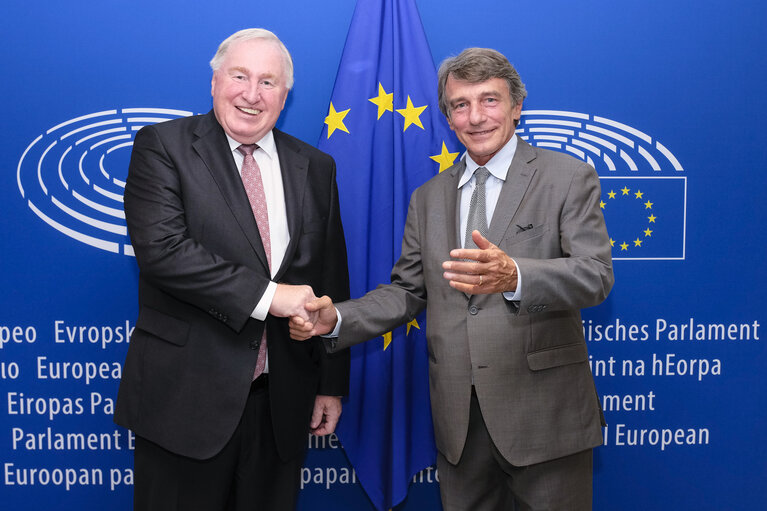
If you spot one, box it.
[225,131,290,320]
[226,131,290,373]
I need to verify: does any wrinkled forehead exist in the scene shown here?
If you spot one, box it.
[446,76,510,98]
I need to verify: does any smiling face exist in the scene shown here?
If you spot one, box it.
[444,75,522,166]
[211,38,289,144]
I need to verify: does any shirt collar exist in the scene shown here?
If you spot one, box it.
[225,130,278,161]
[458,135,518,189]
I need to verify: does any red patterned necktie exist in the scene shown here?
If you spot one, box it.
[237,144,269,379]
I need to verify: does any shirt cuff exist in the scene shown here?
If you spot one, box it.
[322,308,343,338]
[251,281,278,321]
[503,258,522,302]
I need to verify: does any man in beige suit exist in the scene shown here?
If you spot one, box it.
[291,48,613,510]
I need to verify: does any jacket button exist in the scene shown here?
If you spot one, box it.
[469,305,479,315]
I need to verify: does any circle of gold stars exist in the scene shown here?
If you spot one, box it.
[601,185,657,252]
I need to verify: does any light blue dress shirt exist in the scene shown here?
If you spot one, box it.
[457,136,523,301]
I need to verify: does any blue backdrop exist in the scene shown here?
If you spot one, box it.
[1,1,765,510]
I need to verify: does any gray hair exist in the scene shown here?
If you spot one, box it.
[437,48,527,119]
[209,28,294,90]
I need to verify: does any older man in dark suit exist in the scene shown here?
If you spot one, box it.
[291,48,613,510]
[115,28,349,511]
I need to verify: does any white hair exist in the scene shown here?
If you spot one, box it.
[209,28,294,90]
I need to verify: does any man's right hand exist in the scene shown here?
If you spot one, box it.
[289,296,338,340]
[269,284,318,321]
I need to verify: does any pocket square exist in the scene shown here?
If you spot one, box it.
[516,223,534,232]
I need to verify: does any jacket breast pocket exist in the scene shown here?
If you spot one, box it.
[503,223,548,247]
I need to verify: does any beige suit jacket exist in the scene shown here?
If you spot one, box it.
[328,136,613,466]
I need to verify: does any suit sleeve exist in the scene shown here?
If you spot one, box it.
[124,125,269,332]
[513,162,614,314]
[332,189,428,350]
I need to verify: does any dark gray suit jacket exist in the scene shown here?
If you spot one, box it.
[115,111,350,461]
[328,137,613,466]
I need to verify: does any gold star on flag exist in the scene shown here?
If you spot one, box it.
[635,190,644,199]
[599,200,606,209]
[644,228,653,237]
[644,200,654,209]
[608,190,617,199]
[368,83,394,120]
[634,238,642,247]
[430,142,459,172]
[382,331,392,350]
[621,186,630,195]
[406,318,421,335]
[396,96,427,131]
[609,238,615,247]
[648,214,657,223]
[620,242,629,251]
[325,102,350,138]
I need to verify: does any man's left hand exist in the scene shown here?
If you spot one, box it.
[442,230,518,294]
[310,395,342,436]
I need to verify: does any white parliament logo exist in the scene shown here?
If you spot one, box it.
[517,110,686,261]
[18,108,686,260]
[16,108,193,256]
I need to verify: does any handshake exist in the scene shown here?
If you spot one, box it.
[267,233,516,341]
[268,284,338,340]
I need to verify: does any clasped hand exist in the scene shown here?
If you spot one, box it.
[270,284,337,340]
[288,295,338,341]
[442,231,518,294]
[269,284,321,324]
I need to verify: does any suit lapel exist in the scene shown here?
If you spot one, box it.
[444,159,465,251]
[441,159,472,300]
[272,129,309,282]
[191,112,270,273]
[488,136,537,244]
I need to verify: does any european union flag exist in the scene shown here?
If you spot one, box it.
[318,0,459,509]
[599,176,687,260]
